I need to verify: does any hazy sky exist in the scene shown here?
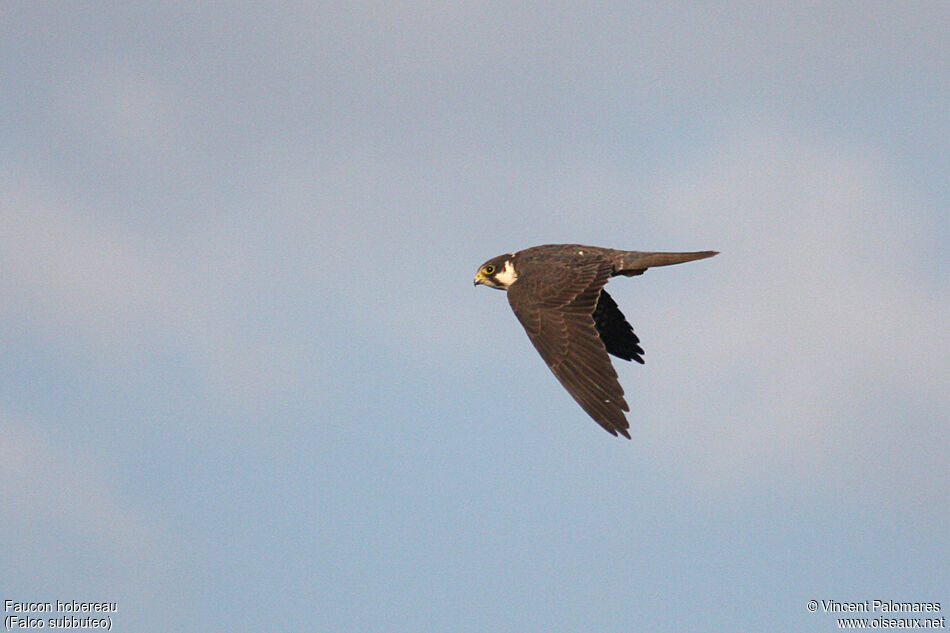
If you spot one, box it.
[2,4,948,632]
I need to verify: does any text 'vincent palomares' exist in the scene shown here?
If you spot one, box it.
[820,600,941,613]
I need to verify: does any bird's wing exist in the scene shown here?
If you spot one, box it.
[610,249,718,276]
[593,290,644,363]
[507,259,631,438]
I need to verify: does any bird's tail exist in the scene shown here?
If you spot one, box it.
[610,250,718,276]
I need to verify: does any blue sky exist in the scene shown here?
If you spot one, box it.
[2,3,948,631]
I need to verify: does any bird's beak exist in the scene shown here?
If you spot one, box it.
[474,271,485,287]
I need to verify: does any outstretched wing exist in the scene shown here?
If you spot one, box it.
[507,259,631,438]
[593,290,644,363]
[610,249,718,277]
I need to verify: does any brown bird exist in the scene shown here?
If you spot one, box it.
[474,244,718,438]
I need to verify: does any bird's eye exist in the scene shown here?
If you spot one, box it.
[483,265,495,275]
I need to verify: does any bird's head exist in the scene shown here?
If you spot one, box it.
[473,256,518,290]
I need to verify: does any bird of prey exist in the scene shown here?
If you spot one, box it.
[474,244,717,438]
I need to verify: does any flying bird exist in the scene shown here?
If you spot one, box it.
[474,244,717,438]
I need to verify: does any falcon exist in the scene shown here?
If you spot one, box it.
[474,244,717,438]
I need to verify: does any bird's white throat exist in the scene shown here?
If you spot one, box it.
[495,260,518,288]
